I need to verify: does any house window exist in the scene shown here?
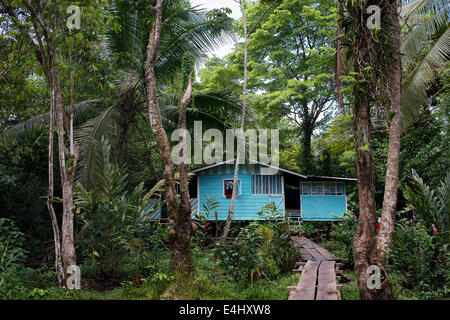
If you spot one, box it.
[302,183,310,195]
[252,175,282,195]
[329,183,336,195]
[224,179,240,198]
[301,182,344,195]
[336,183,344,195]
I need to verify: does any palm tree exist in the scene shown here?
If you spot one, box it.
[401,0,449,124]
[3,1,240,189]
[74,1,240,189]
[377,0,449,258]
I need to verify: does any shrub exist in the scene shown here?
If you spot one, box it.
[388,170,450,298]
[191,196,219,248]
[328,212,356,267]
[0,218,29,299]
[215,202,298,283]
[403,169,449,242]
[75,139,161,277]
[389,220,449,297]
[0,218,27,273]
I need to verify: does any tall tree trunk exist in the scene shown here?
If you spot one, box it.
[300,116,314,174]
[222,0,248,241]
[47,97,64,286]
[175,72,194,273]
[145,0,186,273]
[348,1,394,300]
[3,0,81,285]
[335,0,346,116]
[377,1,402,259]
[352,88,392,299]
[51,54,78,271]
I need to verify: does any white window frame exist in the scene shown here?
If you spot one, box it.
[301,182,345,196]
[223,179,241,197]
[252,174,283,195]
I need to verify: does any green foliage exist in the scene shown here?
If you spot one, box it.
[0,218,28,299]
[14,249,297,300]
[403,169,450,241]
[390,220,449,297]
[191,196,219,248]
[371,104,450,208]
[0,218,27,273]
[75,138,161,276]
[313,115,355,177]
[0,127,54,260]
[328,212,357,267]
[215,202,297,283]
[401,0,450,126]
[387,170,450,298]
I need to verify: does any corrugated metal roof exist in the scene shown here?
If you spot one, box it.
[189,160,356,181]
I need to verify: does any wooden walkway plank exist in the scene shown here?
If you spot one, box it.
[288,236,341,301]
[293,236,340,261]
[299,247,315,261]
[314,246,339,261]
[316,261,338,300]
[288,260,320,300]
[303,247,326,261]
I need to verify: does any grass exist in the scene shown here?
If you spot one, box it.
[24,248,299,300]
[338,270,425,300]
[8,243,442,300]
[317,241,431,300]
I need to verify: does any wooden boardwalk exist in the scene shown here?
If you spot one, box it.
[292,236,340,262]
[288,236,342,300]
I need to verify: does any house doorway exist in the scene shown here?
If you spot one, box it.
[284,173,300,214]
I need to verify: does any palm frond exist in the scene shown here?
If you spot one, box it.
[2,100,102,140]
[156,7,236,85]
[143,171,195,200]
[402,6,449,70]
[402,28,450,125]
[158,92,242,131]
[401,0,447,18]
[75,106,120,188]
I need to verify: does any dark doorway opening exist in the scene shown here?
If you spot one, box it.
[188,175,198,198]
[284,173,300,213]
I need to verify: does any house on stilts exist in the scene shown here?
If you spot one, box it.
[145,160,356,222]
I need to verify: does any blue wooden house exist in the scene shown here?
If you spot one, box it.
[146,160,356,222]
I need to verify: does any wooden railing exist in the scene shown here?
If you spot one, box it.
[190,198,199,218]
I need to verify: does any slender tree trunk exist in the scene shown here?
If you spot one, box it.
[335,0,346,116]
[47,96,64,286]
[222,0,248,241]
[175,72,194,273]
[3,0,80,285]
[300,117,314,174]
[377,2,402,259]
[145,0,186,272]
[51,54,78,271]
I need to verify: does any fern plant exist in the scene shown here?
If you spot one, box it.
[403,169,450,242]
[74,138,155,277]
